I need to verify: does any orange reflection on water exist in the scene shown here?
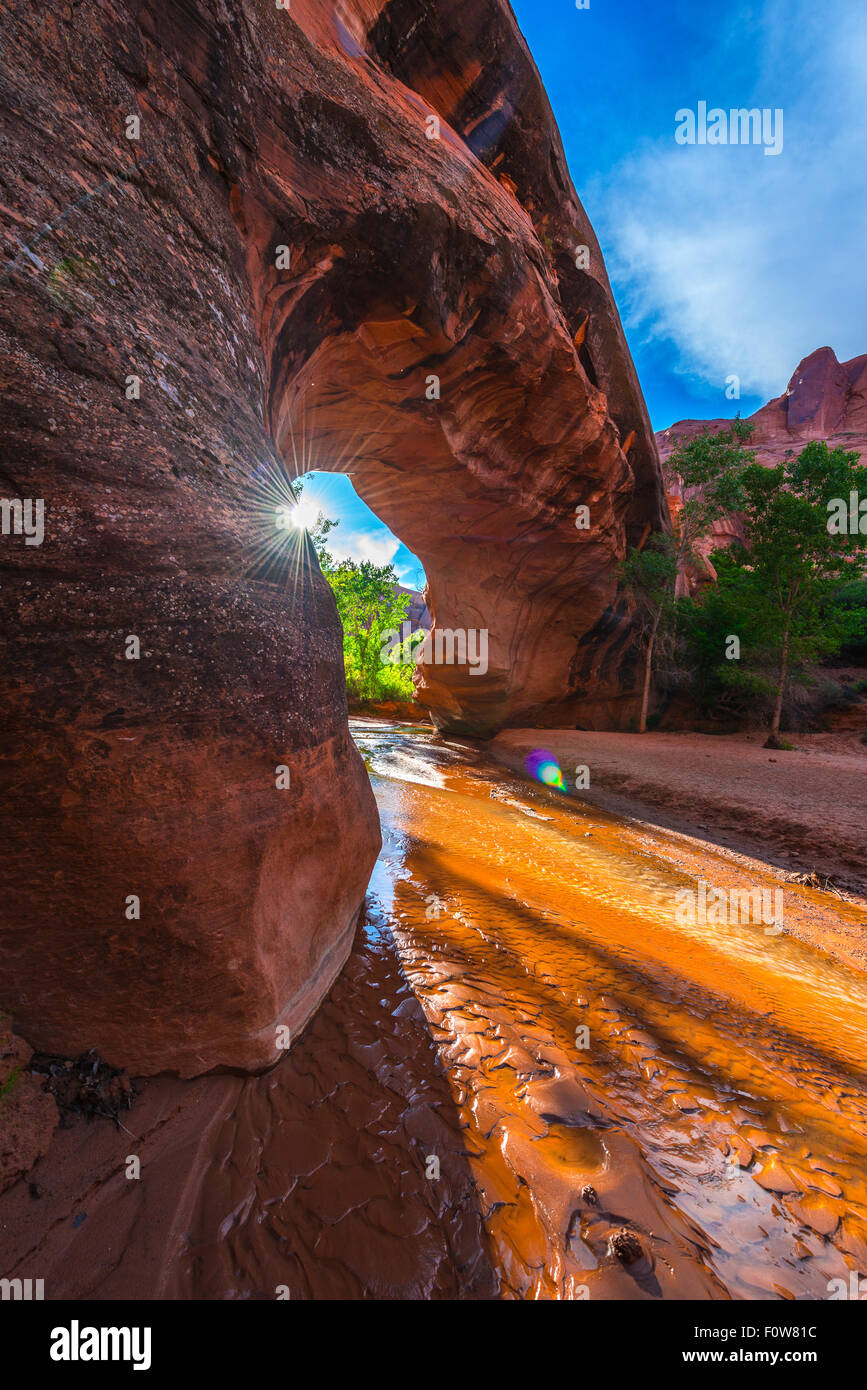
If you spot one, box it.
[355,720,867,1300]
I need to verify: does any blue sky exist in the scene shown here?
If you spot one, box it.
[301,0,865,589]
[514,0,866,422]
[294,470,427,590]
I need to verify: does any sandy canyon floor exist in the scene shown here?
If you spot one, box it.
[2,720,866,1300]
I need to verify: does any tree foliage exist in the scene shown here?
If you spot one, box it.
[688,442,867,736]
[621,427,867,736]
[619,419,755,731]
[326,559,413,700]
[293,484,422,701]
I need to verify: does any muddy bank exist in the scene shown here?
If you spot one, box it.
[491,729,867,904]
[5,721,867,1301]
[0,916,496,1300]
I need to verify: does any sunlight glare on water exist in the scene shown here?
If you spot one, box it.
[352,719,867,1301]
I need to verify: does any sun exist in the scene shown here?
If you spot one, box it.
[276,501,317,532]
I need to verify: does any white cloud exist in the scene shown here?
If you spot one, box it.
[327,528,400,568]
[590,0,867,399]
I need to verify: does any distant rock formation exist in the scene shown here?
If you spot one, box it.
[0,0,665,1074]
[657,347,867,569]
[396,586,431,632]
[658,347,867,466]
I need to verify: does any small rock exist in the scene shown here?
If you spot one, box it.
[580,1183,598,1205]
[671,1091,701,1113]
[609,1227,643,1263]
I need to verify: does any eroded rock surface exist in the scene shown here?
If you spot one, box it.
[0,0,665,1073]
[0,921,497,1299]
[658,347,867,558]
[0,1024,58,1194]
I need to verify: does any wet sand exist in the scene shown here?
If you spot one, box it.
[3,719,867,1300]
[358,722,867,1298]
[491,729,867,901]
[0,907,496,1300]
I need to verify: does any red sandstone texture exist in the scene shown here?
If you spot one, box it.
[0,1023,58,1195]
[657,347,867,560]
[0,0,667,1073]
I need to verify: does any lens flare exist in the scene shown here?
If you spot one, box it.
[525,749,565,790]
[289,501,318,530]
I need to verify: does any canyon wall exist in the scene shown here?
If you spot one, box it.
[658,347,867,562]
[0,0,665,1074]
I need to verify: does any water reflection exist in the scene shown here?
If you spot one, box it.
[353,719,867,1300]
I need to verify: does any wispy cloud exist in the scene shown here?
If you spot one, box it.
[589,0,867,399]
[327,528,400,569]
[296,470,426,581]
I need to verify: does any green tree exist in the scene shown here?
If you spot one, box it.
[678,547,775,715]
[667,417,756,563]
[712,441,867,741]
[831,577,867,664]
[620,419,755,731]
[620,533,678,733]
[326,559,412,700]
[291,485,425,702]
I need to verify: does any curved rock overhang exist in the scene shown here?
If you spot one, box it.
[0,0,666,1073]
[255,0,669,734]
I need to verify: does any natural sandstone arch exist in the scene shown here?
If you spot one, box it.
[236,0,668,734]
[0,0,666,1075]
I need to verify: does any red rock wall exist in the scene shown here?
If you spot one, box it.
[276,0,670,733]
[657,346,867,573]
[0,0,666,1073]
[658,348,867,471]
